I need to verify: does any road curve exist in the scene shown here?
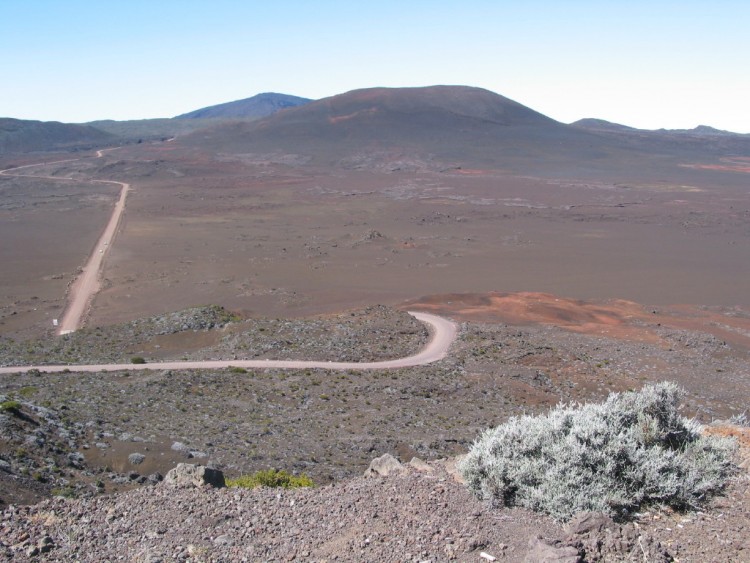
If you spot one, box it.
[1,150,459,372]
[0,312,457,374]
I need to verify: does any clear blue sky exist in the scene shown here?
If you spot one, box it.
[2,0,748,132]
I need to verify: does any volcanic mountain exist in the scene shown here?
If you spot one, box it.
[180,86,750,175]
[175,92,312,119]
[184,85,566,155]
[0,118,114,154]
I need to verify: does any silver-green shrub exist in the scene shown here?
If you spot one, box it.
[459,382,736,521]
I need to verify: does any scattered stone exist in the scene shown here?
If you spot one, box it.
[408,457,433,472]
[38,535,54,554]
[523,536,580,563]
[213,534,233,546]
[128,453,146,465]
[171,442,193,458]
[111,474,130,485]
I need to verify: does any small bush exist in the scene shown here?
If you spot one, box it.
[130,356,146,364]
[18,386,38,398]
[228,366,248,374]
[51,487,76,498]
[459,382,736,521]
[0,400,21,413]
[227,469,313,490]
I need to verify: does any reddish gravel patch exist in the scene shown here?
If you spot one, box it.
[404,291,750,353]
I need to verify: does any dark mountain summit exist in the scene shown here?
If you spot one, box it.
[175,93,312,119]
[275,85,557,127]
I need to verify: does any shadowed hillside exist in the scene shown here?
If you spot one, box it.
[0,118,114,154]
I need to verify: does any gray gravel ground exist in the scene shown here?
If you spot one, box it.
[2,459,747,562]
[2,307,749,561]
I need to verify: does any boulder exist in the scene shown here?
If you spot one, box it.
[163,464,225,488]
[171,441,193,458]
[364,453,405,477]
[128,453,146,466]
[67,452,85,469]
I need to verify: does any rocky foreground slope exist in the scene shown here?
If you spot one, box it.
[2,300,750,560]
[2,452,749,562]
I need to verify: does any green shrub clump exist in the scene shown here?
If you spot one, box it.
[51,487,76,498]
[0,400,21,413]
[459,382,736,521]
[227,469,313,490]
[130,356,147,364]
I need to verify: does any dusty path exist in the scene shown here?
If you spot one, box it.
[56,177,129,334]
[0,151,129,335]
[0,311,457,374]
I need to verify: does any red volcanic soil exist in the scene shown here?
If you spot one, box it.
[405,291,750,353]
[682,156,750,174]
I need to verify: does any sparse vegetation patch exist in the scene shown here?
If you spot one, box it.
[0,399,21,413]
[459,382,737,521]
[227,469,313,489]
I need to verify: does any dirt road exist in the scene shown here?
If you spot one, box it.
[0,152,129,335]
[57,178,129,334]
[0,311,457,374]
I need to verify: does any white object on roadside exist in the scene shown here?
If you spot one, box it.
[480,553,497,562]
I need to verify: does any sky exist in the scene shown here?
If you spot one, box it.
[2,0,748,132]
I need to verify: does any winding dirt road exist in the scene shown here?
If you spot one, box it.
[0,311,457,374]
[0,152,129,335]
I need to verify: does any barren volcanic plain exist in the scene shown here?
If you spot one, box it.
[1,86,750,560]
[3,108,750,337]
